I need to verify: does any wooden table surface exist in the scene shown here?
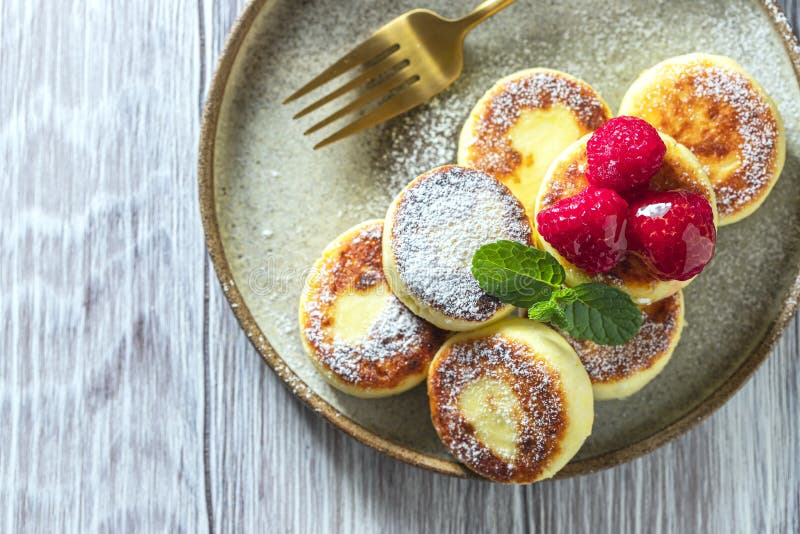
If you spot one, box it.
[3,1,799,532]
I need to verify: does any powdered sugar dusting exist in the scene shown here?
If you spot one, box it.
[377,94,463,193]
[486,72,607,131]
[428,334,566,482]
[307,297,429,381]
[624,58,783,219]
[390,166,532,322]
[565,292,682,383]
[466,71,610,176]
[691,65,781,215]
[301,222,444,388]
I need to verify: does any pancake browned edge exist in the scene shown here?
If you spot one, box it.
[563,291,685,400]
[428,319,593,484]
[299,220,446,398]
[535,133,718,305]
[383,165,533,331]
[458,68,612,221]
[619,53,786,225]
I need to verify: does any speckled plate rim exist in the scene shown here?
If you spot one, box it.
[198,0,800,480]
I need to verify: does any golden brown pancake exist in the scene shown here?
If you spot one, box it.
[299,220,446,398]
[458,69,612,219]
[619,53,785,225]
[563,291,684,400]
[428,319,593,483]
[383,165,533,331]
[535,133,718,304]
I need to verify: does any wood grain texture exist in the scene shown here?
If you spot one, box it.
[2,0,799,532]
[0,0,209,531]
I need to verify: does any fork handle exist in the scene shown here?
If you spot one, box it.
[456,0,517,33]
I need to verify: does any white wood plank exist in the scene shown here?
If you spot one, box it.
[204,1,800,533]
[0,0,209,531]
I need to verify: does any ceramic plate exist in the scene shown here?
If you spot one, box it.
[199,0,800,477]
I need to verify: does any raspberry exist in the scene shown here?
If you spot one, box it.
[626,190,716,281]
[586,116,666,194]
[536,187,628,274]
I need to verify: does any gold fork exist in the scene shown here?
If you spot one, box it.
[284,0,517,149]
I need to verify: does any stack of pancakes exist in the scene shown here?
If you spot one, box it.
[298,54,784,483]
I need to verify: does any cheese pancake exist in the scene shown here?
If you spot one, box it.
[428,318,593,483]
[619,53,785,225]
[383,165,533,331]
[458,69,612,220]
[299,220,446,398]
[563,291,684,400]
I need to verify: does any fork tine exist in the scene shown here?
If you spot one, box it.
[293,58,410,120]
[283,35,399,104]
[312,80,424,149]
[303,68,417,136]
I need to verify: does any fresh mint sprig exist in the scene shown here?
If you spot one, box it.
[472,241,642,345]
[528,299,567,328]
[471,240,565,308]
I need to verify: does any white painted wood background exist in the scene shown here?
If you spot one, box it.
[2,0,798,532]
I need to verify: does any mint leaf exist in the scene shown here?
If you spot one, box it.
[561,283,643,345]
[471,241,643,346]
[528,300,567,328]
[472,241,566,308]
[552,287,578,304]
